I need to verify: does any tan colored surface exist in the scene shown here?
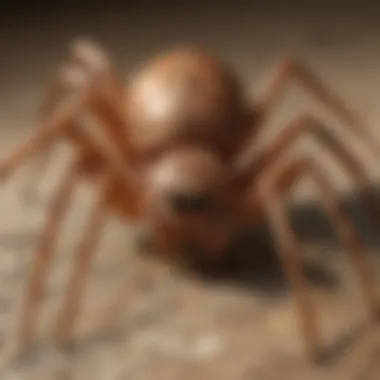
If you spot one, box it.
[1,6,380,379]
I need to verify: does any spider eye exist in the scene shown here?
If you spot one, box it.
[169,193,212,213]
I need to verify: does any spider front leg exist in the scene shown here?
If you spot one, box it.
[17,38,123,203]
[15,156,80,352]
[0,157,80,371]
[70,38,125,102]
[0,93,84,182]
[9,164,138,361]
[38,37,123,119]
[247,154,380,361]
[17,64,87,204]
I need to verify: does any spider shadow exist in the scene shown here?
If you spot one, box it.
[190,185,380,297]
[186,188,380,365]
[190,221,340,297]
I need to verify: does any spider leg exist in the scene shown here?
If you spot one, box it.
[36,37,115,120]
[14,38,123,202]
[0,93,85,181]
[18,57,95,204]
[254,58,379,157]
[58,39,136,169]
[251,154,380,361]
[241,115,380,229]
[19,145,55,205]
[11,140,137,356]
[14,156,80,353]
[54,171,111,344]
[1,86,136,196]
[9,133,138,360]
[70,38,125,100]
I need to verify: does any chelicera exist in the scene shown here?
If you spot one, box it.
[1,39,380,363]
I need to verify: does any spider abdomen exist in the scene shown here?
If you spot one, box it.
[125,47,252,159]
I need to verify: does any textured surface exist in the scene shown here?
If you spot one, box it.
[1,5,380,379]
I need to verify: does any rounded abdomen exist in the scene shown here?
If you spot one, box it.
[125,47,252,161]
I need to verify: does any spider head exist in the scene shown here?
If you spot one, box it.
[144,145,236,258]
[146,146,230,220]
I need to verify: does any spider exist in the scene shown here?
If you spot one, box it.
[1,38,380,363]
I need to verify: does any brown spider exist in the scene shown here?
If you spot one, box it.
[1,38,380,363]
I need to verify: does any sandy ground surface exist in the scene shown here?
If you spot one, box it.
[2,5,380,379]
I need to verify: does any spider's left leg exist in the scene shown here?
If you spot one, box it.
[246,154,380,361]
[240,115,380,229]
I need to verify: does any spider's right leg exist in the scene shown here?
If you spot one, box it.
[69,38,125,101]
[0,92,85,183]
[19,62,88,204]
[19,145,55,205]
[17,38,126,203]
[249,155,380,362]
[2,38,126,183]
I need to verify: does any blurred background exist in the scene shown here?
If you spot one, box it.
[1,1,380,379]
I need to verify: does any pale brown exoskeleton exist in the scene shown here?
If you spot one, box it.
[1,38,380,363]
